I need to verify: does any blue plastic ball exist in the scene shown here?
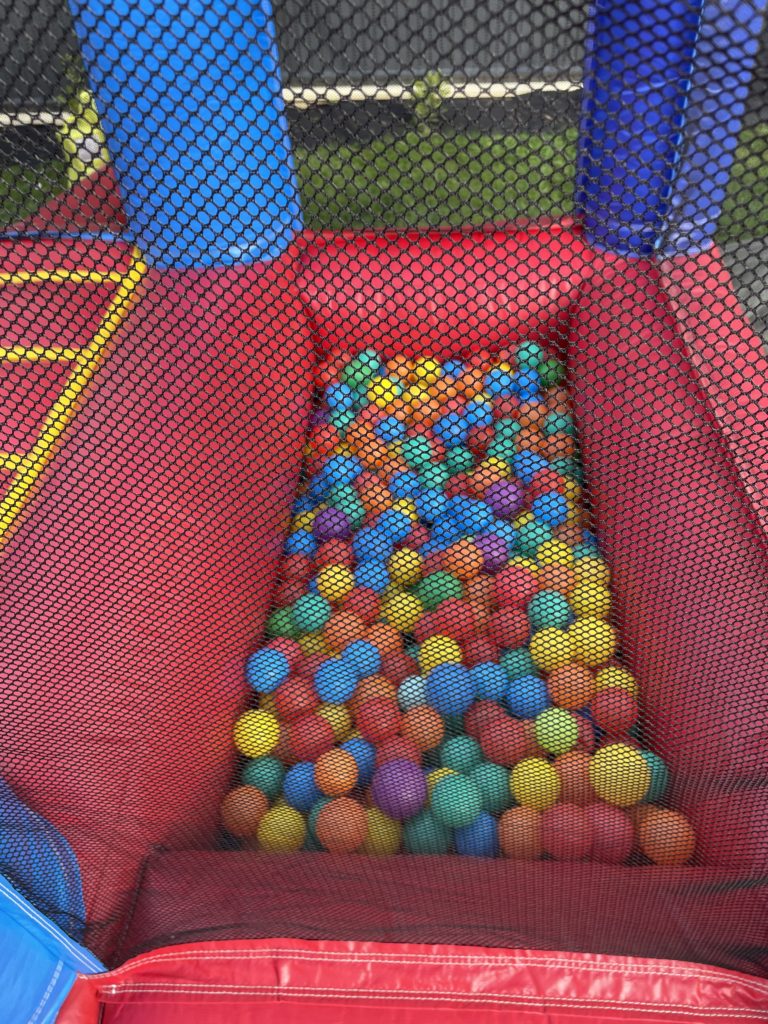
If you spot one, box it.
[640,750,670,803]
[506,674,551,718]
[470,662,508,702]
[341,737,376,787]
[246,648,290,693]
[354,561,390,594]
[442,359,465,380]
[375,416,407,443]
[426,663,476,716]
[284,531,317,557]
[326,382,357,411]
[454,811,500,857]
[353,527,391,563]
[398,675,428,710]
[389,471,421,498]
[415,489,450,522]
[378,509,412,542]
[513,451,550,486]
[283,762,321,813]
[314,659,358,703]
[324,454,363,486]
[530,492,570,528]
[342,639,381,679]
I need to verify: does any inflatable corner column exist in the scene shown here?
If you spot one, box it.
[577,0,767,257]
[67,0,302,268]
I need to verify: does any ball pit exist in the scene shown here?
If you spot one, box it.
[222,346,695,864]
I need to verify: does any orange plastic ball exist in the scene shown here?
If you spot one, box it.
[324,611,367,652]
[220,786,269,838]
[367,622,403,654]
[315,749,359,796]
[554,751,594,806]
[315,797,368,853]
[637,808,696,866]
[351,675,398,715]
[499,807,542,860]
[442,539,484,581]
[464,575,495,608]
[547,664,597,709]
[517,402,547,429]
[401,705,445,752]
[536,563,578,595]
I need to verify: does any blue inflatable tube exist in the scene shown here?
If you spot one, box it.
[577,0,767,256]
[68,0,302,268]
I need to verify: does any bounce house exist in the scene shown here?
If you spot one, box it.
[2,0,768,1019]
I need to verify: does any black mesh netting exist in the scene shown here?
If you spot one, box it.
[0,0,767,986]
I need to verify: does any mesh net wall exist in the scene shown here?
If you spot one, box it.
[0,0,767,982]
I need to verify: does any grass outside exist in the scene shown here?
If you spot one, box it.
[1,125,767,240]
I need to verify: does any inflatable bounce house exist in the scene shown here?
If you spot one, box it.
[2,0,768,1019]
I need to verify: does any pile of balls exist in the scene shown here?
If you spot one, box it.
[221,343,696,864]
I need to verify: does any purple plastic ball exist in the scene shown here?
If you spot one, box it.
[475,533,509,573]
[314,508,351,541]
[485,479,524,519]
[371,759,427,821]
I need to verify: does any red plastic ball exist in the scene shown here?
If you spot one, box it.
[590,688,639,735]
[288,713,335,761]
[273,676,319,722]
[493,565,539,609]
[464,637,500,668]
[487,607,530,648]
[479,716,532,767]
[375,736,422,767]
[540,804,593,860]
[316,539,355,568]
[356,698,402,744]
[341,587,380,626]
[465,700,507,740]
[431,598,483,644]
[585,804,634,864]
[528,468,567,499]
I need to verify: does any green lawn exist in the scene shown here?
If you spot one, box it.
[1,124,766,240]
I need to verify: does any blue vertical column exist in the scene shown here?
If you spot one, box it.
[68,0,302,268]
[576,0,767,257]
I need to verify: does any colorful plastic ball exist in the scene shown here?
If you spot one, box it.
[342,639,381,679]
[553,750,593,805]
[246,648,290,693]
[439,735,483,774]
[398,675,428,711]
[382,592,424,632]
[283,762,322,813]
[342,588,380,626]
[574,556,611,588]
[292,594,333,633]
[547,663,596,710]
[314,749,358,796]
[404,809,451,853]
[527,591,574,632]
[591,687,638,734]
[517,520,554,558]
[479,717,531,767]
[595,666,638,697]
[539,357,565,388]
[367,375,403,407]
[454,811,500,858]
[586,804,634,863]
[494,564,539,609]
[510,758,560,810]
[500,647,536,681]
[576,713,597,753]
[356,697,402,744]
[284,532,317,559]
[570,583,612,620]
[220,786,269,838]
[288,713,336,762]
[351,675,397,713]
[469,662,507,703]
[498,806,542,859]
[425,663,475,716]
[536,538,574,567]
[274,676,319,722]
[341,737,376,787]
[483,479,524,520]
[314,658,358,703]
[431,774,483,829]
[506,674,550,719]
[241,756,285,800]
[589,743,651,806]
[363,806,403,855]
[375,736,422,767]
[316,797,368,853]
[313,507,352,541]
[540,804,592,860]
[465,700,506,740]
[640,750,669,803]
[419,635,463,675]
[324,610,366,652]
[637,808,695,865]
[530,492,569,528]
[317,564,355,603]
[371,759,428,820]
[474,533,509,573]
[487,608,530,649]
[535,707,579,755]
[529,627,574,672]
[442,539,484,581]
[367,623,404,655]
[354,562,390,595]
[415,572,463,612]
[388,548,423,587]
[234,710,280,758]
[467,762,510,814]
[257,805,306,853]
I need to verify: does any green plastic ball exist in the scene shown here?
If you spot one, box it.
[341,349,382,391]
[469,762,512,813]
[444,446,475,476]
[414,571,463,611]
[500,647,537,681]
[495,418,522,443]
[266,607,300,638]
[551,456,582,484]
[419,463,449,490]
[539,357,565,389]
[543,412,575,437]
[292,593,332,632]
[404,810,451,853]
[535,707,579,756]
[518,520,554,558]
[486,438,517,463]
[329,485,366,528]
[517,340,545,370]
[431,775,483,829]
[441,736,483,774]
[329,408,357,433]
[305,796,332,850]
[401,436,433,469]
[640,750,670,803]
[527,590,573,631]
[241,756,285,800]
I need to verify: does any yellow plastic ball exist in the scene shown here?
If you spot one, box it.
[570,583,612,619]
[570,617,617,667]
[318,703,353,741]
[367,377,401,408]
[427,767,457,796]
[383,593,423,632]
[293,510,317,531]
[388,548,423,586]
[411,357,442,385]
[589,743,651,806]
[508,556,539,576]
[513,511,535,529]
[480,456,512,479]
[298,633,330,656]
[419,635,463,675]
[404,384,429,406]
[363,806,402,855]
[317,564,355,603]
[529,628,574,672]
[392,499,418,522]
[257,805,306,852]
[536,539,575,567]
[510,758,561,811]
[595,666,639,697]
[563,480,581,504]
[234,710,280,758]
[574,556,611,587]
